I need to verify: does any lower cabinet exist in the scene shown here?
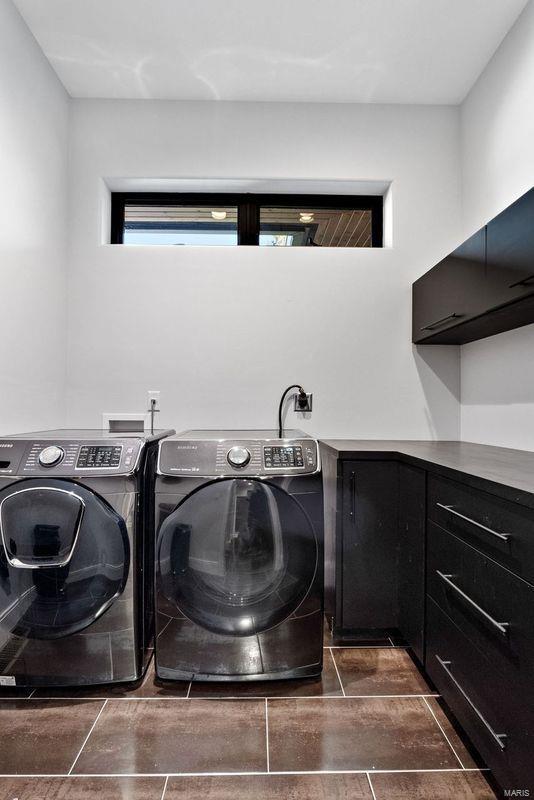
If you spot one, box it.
[325,451,534,794]
[398,463,426,663]
[338,460,399,631]
[426,476,534,794]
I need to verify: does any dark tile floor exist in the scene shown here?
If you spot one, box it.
[0,637,497,799]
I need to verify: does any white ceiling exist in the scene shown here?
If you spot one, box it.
[14,0,528,104]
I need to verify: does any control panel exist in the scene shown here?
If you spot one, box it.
[0,439,144,477]
[159,437,319,477]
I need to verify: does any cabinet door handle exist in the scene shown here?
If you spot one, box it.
[509,272,534,289]
[349,471,356,520]
[435,656,507,750]
[420,313,462,332]
[436,503,510,542]
[436,571,509,636]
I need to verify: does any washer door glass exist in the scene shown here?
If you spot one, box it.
[0,479,129,639]
[158,478,317,635]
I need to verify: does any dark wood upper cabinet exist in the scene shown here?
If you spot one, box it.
[412,187,534,345]
[485,188,534,308]
[412,228,486,343]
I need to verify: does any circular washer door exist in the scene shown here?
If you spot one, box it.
[0,478,129,639]
[157,478,317,636]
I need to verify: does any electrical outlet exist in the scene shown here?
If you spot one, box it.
[294,392,313,412]
[147,390,160,408]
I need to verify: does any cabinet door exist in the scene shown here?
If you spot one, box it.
[486,188,534,308]
[398,464,426,663]
[412,228,486,343]
[341,461,398,630]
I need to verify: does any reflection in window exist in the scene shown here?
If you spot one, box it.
[259,207,373,247]
[123,205,238,246]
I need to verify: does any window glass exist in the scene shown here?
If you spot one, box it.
[259,207,373,247]
[123,204,238,246]
[112,195,382,247]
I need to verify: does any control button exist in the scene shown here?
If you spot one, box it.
[38,445,65,467]
[227,446,251,468]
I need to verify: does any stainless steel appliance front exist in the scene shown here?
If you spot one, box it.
[155,430,324,682]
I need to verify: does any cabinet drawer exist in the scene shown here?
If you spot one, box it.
[428,475,534,584]
[427,521,534,692]
[426,597,534,792]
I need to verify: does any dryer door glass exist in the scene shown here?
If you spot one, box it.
[157,478,317,635]
[0,479,129,639]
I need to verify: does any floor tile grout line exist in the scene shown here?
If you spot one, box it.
[3,692,441,702]
[159,775,169,800]
[328,645,403,649]
[265,698,270,772]
[366,771,378,800]
[67,699,108,776]
[0,768,490,778]
[422,696,465,769]
[328,647,346,696]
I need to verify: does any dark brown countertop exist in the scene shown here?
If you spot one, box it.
[319,439,534,508]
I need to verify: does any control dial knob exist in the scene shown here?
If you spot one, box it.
[227,446,251,468]
[38,445,65,467]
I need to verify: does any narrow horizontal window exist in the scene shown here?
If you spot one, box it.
[111,193,383,247]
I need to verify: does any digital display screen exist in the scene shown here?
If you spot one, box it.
[264,446,304,468]
[76,445,122,469]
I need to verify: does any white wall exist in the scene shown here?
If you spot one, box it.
[66,100,461,438]
[0,0,69,434]
[460,0,534,450]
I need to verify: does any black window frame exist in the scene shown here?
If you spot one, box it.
[111,192,383,247]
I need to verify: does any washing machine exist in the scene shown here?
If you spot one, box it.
[0,427,173,688]
[154,430,323,681]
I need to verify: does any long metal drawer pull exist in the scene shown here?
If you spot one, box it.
[436,503,510,542]
[436,571,509,636]
[420,312,462,332]
[509,272,534,289]
[436,655,507,750]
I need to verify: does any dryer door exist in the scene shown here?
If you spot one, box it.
[0,479,129,639]
[157,478,317,636]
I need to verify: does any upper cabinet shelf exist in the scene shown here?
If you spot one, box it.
[413,188,534,345]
